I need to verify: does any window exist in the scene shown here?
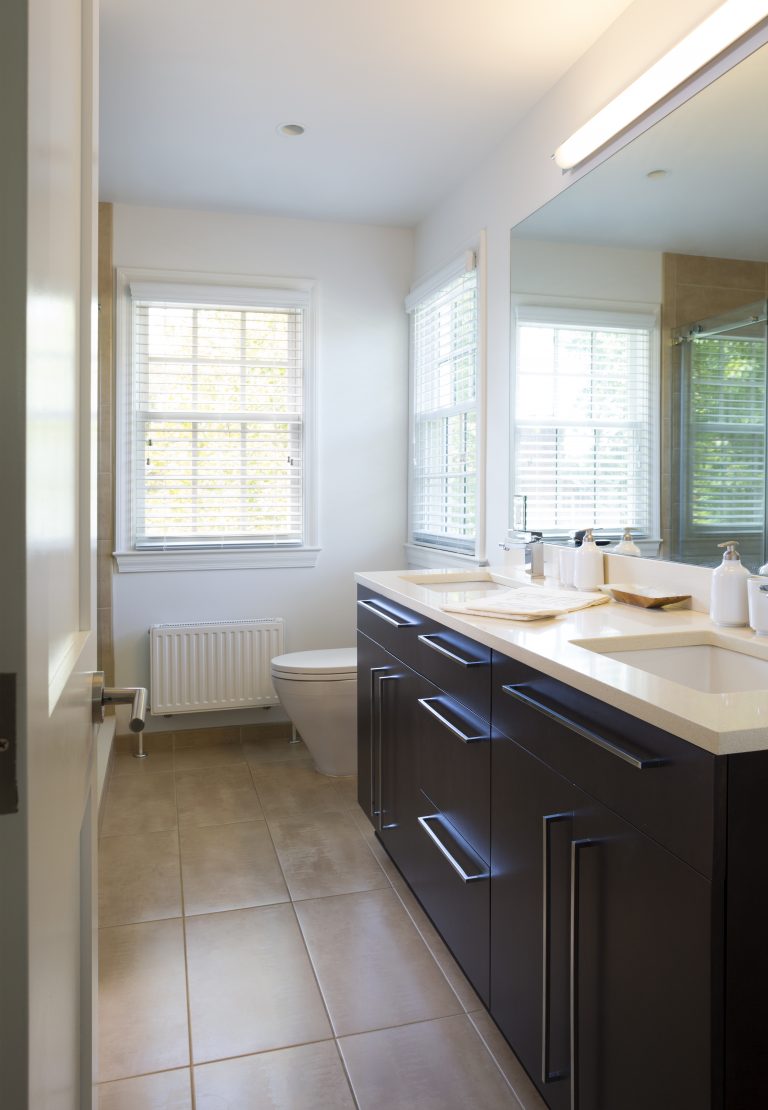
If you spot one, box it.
[513,307,657,537]
[681,329,766,536]
[406,252,482,557]
[115,275,317,570]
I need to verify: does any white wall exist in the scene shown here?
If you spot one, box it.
[111,204,413,729]
[412,0,723,560]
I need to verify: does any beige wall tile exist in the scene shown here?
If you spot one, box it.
[194,1042,355,1109]
[185,904,331,1063]
[674,284,765,329]
[267,810,387,901]
[99,829,181,926]
[180,820,289,915]
[294,888,463,1036]
[101,772,177,837]
[339,1015,519,1109]
[175,763,263,828]
[669,253,766,291]
[98,918,189,1082]
[98,1068,192,1110]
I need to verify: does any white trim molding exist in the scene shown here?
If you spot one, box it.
[114,546,322,573]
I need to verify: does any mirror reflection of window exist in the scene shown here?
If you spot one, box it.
[674,302,768,567]
[513,306,658,539]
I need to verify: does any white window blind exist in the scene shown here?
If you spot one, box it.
[408,258,479,555]
[683,332,766,533]
[127,287,307,550]
[514,308,656,535]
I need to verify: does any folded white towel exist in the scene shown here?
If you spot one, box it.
[442,587,611,621]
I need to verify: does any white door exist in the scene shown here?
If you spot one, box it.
[0,0,99,1107]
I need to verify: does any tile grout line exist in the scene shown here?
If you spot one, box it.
[247,758,361,1109]
[171,730,199,1110]
[101,727,526,1106]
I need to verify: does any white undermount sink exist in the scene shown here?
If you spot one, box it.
[572,632,768,694]
[398,570,519,594]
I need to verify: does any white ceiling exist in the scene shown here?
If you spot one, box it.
[99,0,635,226]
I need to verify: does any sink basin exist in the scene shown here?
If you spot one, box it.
[398,570,520,595]
[572,632,768,693]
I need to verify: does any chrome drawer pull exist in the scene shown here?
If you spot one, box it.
[417,815,489,883]
[417,633,487,668]
[418,697,488,744]
[357,599,414,628]
[542,812,572,1085]
[571,838,598,1110]
[501,684,662,770]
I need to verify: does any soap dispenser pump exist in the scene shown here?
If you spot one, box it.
[613,528,641,557]
[710,540,750,627]
[573,528,605,591]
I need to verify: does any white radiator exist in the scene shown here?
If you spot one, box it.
[150,618,285,716]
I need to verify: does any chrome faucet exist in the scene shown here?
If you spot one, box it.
[501,530,544,576]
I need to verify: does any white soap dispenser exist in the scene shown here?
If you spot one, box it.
[710,540,750,627]
[573,528,605,591]
[613,527,641,557]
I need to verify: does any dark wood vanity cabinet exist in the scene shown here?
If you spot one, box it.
[356,587,492,1003]
[492,701,712,1110]
[356,585,768,1109]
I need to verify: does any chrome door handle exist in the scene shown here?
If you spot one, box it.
[91,672,148,732]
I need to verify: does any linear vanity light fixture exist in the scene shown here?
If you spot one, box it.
[553,0,768,170]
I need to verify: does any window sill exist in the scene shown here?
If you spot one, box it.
[113,547,322,573]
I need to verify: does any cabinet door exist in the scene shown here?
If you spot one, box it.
[357,631,432,874]
[573,804,711,1110]
[492,732,712,1110]
[491,730,582,1110]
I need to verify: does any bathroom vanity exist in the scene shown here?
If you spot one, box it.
[355,568,768,1110]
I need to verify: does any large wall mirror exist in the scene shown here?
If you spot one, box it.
[510,40,768,568]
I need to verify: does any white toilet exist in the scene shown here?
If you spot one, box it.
[270,647,357,776]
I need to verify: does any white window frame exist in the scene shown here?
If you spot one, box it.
[113,268,319,572]
[405,242,486,567]
[511,301,660,541]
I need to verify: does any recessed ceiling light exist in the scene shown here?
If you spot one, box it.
[277,123,305,137]
[646,169,669,180]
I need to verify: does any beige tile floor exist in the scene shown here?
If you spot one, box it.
[98,725,547,1110]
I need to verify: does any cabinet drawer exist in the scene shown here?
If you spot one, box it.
[408,807,490,1005]
[492,653,720,879]
[417,691,490,862]
[357,587,491,719]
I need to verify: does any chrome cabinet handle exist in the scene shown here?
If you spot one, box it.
[417,815,489,883]
[418,697,488,744]
[357,599,414,628]
[502,684,662,770]
[369,667,389,819]
[542,813,572,1085]
[417,633,487,668]
[376,675,398,832]
[570,839,598,1110]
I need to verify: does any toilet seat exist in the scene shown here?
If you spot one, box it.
[271,647,356,682]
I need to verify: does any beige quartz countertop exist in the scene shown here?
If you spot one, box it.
[355,566,768,756]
